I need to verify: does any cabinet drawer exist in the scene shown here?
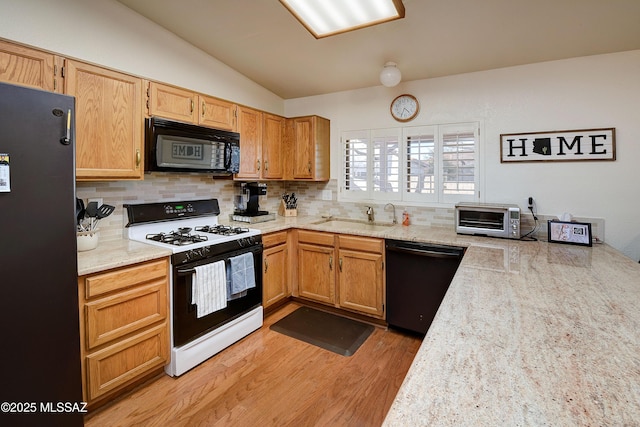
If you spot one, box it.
[85,323,168,401]
[297,229,334,246]
[263,230,288,248]
[338,235,383,253]
[85,281,167,349]
[83,258,168,298]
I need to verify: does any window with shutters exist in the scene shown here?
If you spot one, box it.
[341,122,479,205]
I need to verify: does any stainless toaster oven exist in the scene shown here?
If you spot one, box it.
[455,202,521,239]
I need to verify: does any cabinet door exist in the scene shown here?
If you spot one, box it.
[85,281,168,349]
[0,40,57,92]
[235,106,262,179]
[65,60,143,180]
[297,243,335,304]
[199,94,236,131]
[338,249,384,317]
[261,113,285,179]
[263,243,288,308]
[291,116,314,179]
[85,323,168,401]
[290,116,330,181]
[148,82,196,123]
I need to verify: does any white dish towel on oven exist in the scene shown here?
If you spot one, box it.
[192,260,227,318]
[228,252,256,300]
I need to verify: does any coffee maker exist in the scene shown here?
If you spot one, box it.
[234,182,269,216]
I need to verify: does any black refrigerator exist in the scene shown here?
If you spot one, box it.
[0,82,83,426]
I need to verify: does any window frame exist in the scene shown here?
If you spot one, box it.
[340,122,481,206]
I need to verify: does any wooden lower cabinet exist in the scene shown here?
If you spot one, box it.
[78,258,170,408]
[295,230,385,319]
[262,231,290,309]
[337,235,385,317]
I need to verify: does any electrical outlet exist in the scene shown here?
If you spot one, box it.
[88,198,103,206]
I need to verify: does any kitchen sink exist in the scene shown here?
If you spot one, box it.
[311,218,397,232]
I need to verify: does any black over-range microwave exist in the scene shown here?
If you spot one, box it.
[145,117,240,175]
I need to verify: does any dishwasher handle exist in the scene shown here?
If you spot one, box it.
[385,241,465,259]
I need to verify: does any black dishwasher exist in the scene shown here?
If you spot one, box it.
[386,239,465,335]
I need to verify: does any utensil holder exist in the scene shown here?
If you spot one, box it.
[77,229,99,251]
[278,200,297,217]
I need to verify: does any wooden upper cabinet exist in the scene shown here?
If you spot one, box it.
[147,81,197,123]
[235,106,263,179]
[261,113,285,179]
[199,94,236,131]
[65,60,144,180]
[287,115,330,181]
[147,82,237,131]
[0,40,61,92]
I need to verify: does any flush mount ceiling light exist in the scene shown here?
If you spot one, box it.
[380,61,401,87]
[280,0,405,39]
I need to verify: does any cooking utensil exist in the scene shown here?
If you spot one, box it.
[85,201,98,230]
[76,198,85,230]
[96,204,115,219]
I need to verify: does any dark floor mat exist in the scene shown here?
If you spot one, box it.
[270,306,374,356]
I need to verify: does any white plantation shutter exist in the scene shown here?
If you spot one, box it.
[372,128,401,200]
[439,123,478,203]
[403,126,437,203]
[341,122,480,205]
[342,130,370,200]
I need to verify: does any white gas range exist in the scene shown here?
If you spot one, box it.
[124,199,263,376]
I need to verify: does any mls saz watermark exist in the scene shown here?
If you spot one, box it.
[500,128,615,163]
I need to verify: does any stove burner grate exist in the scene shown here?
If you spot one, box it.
[195,225,250,236]
[145,229,209,246]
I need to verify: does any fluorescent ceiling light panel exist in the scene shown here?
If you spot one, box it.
[280,0,405,38]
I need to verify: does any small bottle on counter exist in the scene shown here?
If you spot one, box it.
[402,209,410,226]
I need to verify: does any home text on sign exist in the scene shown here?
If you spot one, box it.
[500,128,615,163]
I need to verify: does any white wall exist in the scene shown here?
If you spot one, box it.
[0,0,284,114]
[285,51,640,260]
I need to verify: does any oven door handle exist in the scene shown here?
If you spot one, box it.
[177,268,196,276]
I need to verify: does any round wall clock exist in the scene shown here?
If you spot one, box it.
[390,94,419,122]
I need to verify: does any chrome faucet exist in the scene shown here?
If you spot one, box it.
[365,206,374,222]
[384,203,397,224]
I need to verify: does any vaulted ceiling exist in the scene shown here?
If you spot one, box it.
[116,0,640,99]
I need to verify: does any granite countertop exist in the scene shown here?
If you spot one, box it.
[77,238,172,276]
[79,216,640,425]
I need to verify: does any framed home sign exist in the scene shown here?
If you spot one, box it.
[500,128,615,163]
[548,220,592,246]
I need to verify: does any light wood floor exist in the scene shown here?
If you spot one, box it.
[85,302,422,427]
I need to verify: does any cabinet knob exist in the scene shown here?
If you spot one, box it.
[136,149,141,167]
[339,257,343,272]
[264,160,269,171]
[257,159,261,171]
[329,255,333,270]
[264,258,268,273]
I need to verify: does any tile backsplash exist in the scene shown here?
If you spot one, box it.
[76,175,457,242]
[78,174,604,243]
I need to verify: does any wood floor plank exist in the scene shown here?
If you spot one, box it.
[85,303,422,427]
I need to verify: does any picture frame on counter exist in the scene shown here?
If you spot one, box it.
[500,128,615,163]
[548,220,592,247]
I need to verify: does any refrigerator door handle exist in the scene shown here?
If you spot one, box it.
[60,109,71,145]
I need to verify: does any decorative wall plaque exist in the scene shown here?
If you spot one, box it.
[500,128,615,163]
